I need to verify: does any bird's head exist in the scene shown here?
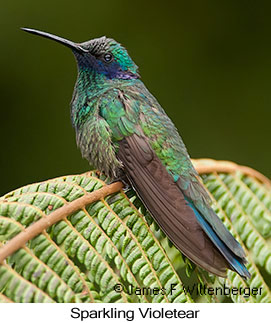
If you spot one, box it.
[22,28,139,81]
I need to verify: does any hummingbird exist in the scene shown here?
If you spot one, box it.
[22,28,250,279]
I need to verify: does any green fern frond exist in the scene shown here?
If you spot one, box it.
[0,159,270,303]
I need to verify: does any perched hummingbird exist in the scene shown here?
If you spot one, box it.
[22,28,250,279]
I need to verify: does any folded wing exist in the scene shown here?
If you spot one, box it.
[117,133,229,276]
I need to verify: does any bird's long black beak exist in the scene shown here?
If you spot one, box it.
[21,28,88,53]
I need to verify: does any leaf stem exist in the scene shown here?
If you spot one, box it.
[0,181,123,263]
[192,158,271,188]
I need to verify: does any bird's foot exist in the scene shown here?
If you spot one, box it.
[109,174,130,192]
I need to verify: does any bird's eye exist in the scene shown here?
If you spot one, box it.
[103,53,113,62]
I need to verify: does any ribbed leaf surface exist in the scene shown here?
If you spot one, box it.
[0,159,270,303]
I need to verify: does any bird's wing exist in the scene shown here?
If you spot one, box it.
[117,132,228,276]
[122,85,246,260]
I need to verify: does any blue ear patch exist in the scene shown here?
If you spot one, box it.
[95,60,138,80]
[75,37,139,80]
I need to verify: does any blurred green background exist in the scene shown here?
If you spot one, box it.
[1,0,271,196]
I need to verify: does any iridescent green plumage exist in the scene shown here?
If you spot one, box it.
[22,28,251,279]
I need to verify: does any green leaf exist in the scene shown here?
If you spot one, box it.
[0,159,270,303]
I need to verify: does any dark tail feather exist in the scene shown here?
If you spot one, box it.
[187,199,251,279]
